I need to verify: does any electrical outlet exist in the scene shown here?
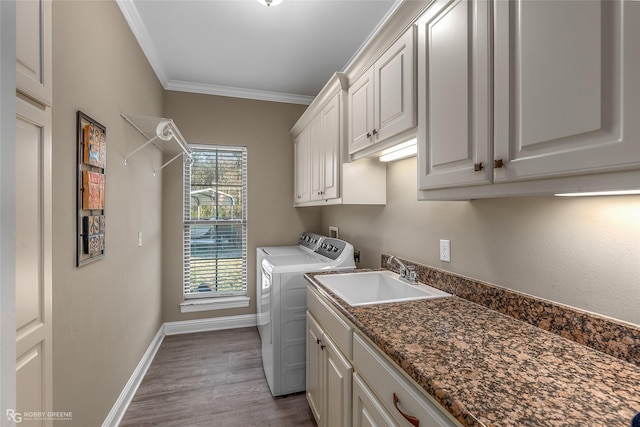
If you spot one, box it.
[440,239,450,262]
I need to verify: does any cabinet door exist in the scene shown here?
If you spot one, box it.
[325,336,353,427]
[294,127,311,204]
[375,27,416,143]
[16,0,52,106]
[493,0,640,182]
[306,312,324,425]
[320,94,340,200]
[353,373,397,427]
[349,68,375,154]
[417,0,491,190]
[310,114,325,201]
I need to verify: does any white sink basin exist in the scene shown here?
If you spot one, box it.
[316,270,451,306]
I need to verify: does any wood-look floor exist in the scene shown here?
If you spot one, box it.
[120,327,316,427]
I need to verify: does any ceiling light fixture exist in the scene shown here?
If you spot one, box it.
[257,0,283,7]
[379,139,417,162]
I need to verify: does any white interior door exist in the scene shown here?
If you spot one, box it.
[15,96,52,427]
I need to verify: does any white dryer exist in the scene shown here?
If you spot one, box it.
[256,232,325,337]
[258,237,355,396]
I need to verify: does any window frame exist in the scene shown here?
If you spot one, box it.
[182,144,248,302]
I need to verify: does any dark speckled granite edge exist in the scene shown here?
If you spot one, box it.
[381,254,640,368]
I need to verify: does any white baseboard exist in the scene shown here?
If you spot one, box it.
[102,314,258,426]
[164,313,257,335]
[101,326,164,427]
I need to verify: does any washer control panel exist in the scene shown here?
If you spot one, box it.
[298,232,324,250]
[315,238,347,260]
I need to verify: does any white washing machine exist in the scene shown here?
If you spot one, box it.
[258,237,355,397]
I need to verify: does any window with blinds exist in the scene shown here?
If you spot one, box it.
[183,145,247,299]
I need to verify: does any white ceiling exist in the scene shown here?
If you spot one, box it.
[117,0,400,105]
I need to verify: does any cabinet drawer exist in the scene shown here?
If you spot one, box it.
[307,286,353,358]
[353,373,398,427]
[353,333,460,427]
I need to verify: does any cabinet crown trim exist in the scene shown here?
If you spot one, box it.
[291,73,347,136]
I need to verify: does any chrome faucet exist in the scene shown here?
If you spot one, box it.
[386,256,418,284]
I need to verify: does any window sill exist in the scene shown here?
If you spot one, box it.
[180,296,250,313]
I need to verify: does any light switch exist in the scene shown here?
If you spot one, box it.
[138,231,143,247]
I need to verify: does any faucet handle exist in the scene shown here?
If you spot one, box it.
[405,266,418,283]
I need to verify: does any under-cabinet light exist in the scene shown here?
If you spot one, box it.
[256,0,283,6]
[554,190,640,197]
[379,139,417,162]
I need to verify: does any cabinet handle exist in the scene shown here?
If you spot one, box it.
[393,393,419,427]
[494,159,505,169]
[474,162,483,172]
[372,129,378,136]
[320,344,326,350]
[366,132,372,138]
[316,338,321,345]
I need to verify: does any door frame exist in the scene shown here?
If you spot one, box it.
[0,1,17,424]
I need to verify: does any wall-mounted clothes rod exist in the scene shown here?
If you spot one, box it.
[121,113,193,174]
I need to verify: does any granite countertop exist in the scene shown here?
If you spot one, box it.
[306,270,640,427]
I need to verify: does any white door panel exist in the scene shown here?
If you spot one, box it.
[15,97,52,426]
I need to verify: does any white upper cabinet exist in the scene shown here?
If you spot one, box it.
[349,27,416,155]
[16,0,52,106]
[291,73,386,207]
[418,0,640,199]
[417,0,491,189]
[375,26,417,144]
[493,0,640,183]
[310,95,340,202]
[294,127,311,204]
[348,68,375,154]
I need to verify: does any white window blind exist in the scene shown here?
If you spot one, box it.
[183,145,247,299]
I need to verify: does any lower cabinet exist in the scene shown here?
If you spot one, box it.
[306,312,353,427]
[306,285,461,427]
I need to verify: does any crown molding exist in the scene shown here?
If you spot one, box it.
[343,0,433,85]
[340,0,405,72]
[290,72,348,135]
[116,0,313,105]
[115,0,168,86]
[165,80,314,105]
[116,0,415,106]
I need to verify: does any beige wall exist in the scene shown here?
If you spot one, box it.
[161,91,321,322]
[51,1,164,425]
[323,157,640,327]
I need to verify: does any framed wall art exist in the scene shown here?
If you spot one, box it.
[77,111,106,266]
